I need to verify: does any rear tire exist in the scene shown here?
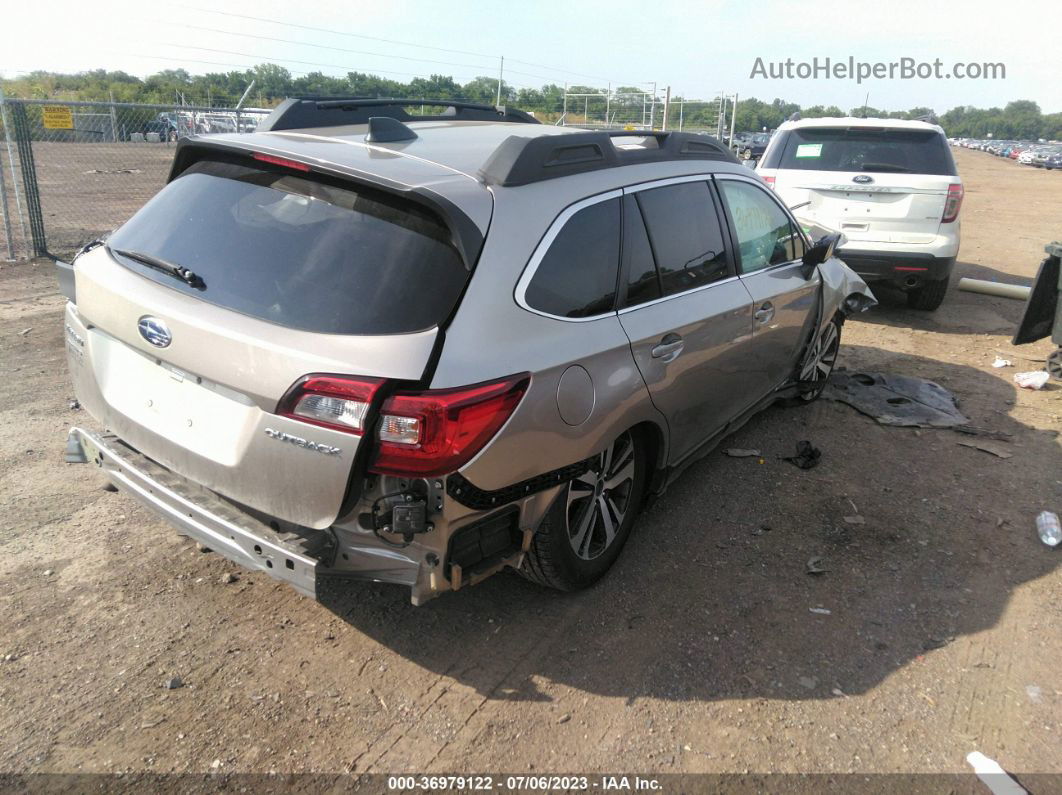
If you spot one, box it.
[520,430,647,591]
[906,277,949,311]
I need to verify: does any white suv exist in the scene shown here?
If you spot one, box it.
[757,118,962,310]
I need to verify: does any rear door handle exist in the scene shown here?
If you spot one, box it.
[650,334,684,363]
[754,302,775,324]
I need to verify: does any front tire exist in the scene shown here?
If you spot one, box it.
[520,430,647,591]
[906,276,949,311]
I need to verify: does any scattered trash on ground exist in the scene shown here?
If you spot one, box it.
[957,441,1014,459]
[68,398,80,411]
[805,557,828,575]
[843,515,865,525]
[83,168,143,175]
[164,676,183,690]
[219,572,238,584]
[992,357,1013,368]
[724,448,761,458]
[18,328,32,336]
[823,371,969,428]
[966,751,1027,795]
[1014,371,1049,390]
[557,714,571,724]
[809,607,831,615]
[1025,684,1043,704]
[798,676,818,690]
[781,441,821,469]
[1036,511,1061,547]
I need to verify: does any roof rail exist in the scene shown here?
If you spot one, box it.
[479,130,738,187]
[257,97,540,132]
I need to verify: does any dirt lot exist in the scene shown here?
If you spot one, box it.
[0,148,1060,782]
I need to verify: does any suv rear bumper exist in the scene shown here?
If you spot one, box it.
[836,250,956,288]
[67,427,325,598]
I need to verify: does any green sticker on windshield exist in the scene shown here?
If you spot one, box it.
[795,143,822,158]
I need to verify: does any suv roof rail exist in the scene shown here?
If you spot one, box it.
[479,130,738,187]
[257,97,540,132]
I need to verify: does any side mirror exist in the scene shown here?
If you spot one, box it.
[801,233,842,279]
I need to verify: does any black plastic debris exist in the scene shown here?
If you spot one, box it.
[823,370,970,428]
[782,440,821,469]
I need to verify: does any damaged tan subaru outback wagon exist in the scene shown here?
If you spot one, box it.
[60,98,875,605]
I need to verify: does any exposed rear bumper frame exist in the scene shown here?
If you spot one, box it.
[67,427,323,597]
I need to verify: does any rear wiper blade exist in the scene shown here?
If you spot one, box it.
[110,247,206,289]
[857,163,911,173]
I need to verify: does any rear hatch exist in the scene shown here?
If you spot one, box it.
[764,126,958,244]
[67,154,475,529]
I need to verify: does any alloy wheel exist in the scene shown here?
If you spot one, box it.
[799,321,840,400]
[565,432,637,561]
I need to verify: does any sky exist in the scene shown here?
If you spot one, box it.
[4,0,1059,113]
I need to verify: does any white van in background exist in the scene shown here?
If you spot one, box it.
[757,118,962,310]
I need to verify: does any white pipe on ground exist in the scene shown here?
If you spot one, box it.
[957,277,1031,301]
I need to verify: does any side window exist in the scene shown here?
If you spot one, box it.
[635,181,730,297]
[621,196,661,308]
[718,180,802,273]
[524,198,620,318]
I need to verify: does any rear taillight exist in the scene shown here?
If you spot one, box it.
[762,175,776,190]
[942,183,964,223]
[278,376,383,434]
[370,374,530,477]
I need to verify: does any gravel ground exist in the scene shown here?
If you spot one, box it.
[0,148,1060,782]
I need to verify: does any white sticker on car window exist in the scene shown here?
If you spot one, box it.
[795,143,823,158]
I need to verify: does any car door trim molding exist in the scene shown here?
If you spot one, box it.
[513,189,624,324]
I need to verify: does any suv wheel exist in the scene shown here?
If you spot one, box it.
[906,277,949,311]
[520,430,647,591]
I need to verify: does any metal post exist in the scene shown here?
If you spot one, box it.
[605,83,610,129]
[562,83,568,125]
[0,142,13,260]
[0,87,28,253]
[649,82,656,130]
[10,101,47,257]
[679,98,685,131]
[108,90,118,142]
[496,56,504,106]
[661,86,670,132]
[729,93,738,147]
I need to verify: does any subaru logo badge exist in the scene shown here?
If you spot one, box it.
[138,316,172,348]
[852,174,873,184]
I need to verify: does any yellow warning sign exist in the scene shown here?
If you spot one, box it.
[42,106,74,130]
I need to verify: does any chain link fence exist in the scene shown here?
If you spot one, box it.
[0,97,270,261]
[557,91,736,138]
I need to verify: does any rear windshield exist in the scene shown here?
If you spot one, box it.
[106,159,469,335]
[768,127,957,175]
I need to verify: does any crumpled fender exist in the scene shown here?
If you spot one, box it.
[818,254,877,330]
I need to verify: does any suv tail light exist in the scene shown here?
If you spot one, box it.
[762,175,776,190]
[370,374,530,477]
[278,376,384,434]
[941,183,964,223]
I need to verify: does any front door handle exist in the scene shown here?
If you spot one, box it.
[651,333,684,363]
[754,302,775,324]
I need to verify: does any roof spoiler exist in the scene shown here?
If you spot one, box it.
[480,130,738,187]
[257,97,540,132]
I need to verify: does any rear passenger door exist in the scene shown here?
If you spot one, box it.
[616,177,756,465]
[715,175,820,396]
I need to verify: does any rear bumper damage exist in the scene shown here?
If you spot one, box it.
[67,426,324,597]
[65,426,555,604]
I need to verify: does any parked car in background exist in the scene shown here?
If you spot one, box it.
[1044,152,1062,170]
[58,98,874,605]
[137,119,179,142]
[758,117,962,310]
[738,133,772,162]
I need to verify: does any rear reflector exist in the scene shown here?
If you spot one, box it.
[278,376,383,434]
[370,374,530,477]
[894,266,929,272]
[253,152,312,172]
[941,183,964,223]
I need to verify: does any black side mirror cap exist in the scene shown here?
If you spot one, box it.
[801,233,842,279]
